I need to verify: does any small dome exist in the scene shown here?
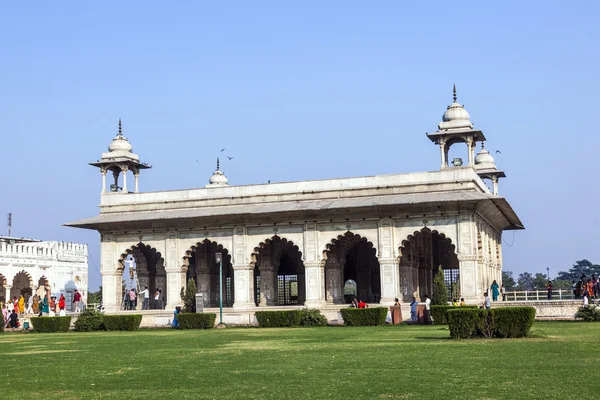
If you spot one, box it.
[475,144,496,170]
[206,158,229,187]
[438,85,474,130]
[108,135,133,153]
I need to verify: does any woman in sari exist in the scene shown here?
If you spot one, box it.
[32,295,39,314]
[171,306,181,328]
[490,280,500,302]
[18,295,25,314]
[41,294,49,316]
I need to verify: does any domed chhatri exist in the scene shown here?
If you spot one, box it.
[206,158,229,187]
[89,119,151,193]
[474,142,496,170]
[438,84,474,131]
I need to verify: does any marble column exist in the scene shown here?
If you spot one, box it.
[325,262,343,304]
[304,262,326,307]
[101,272,122,313]
[379,259,399,305]
[259,265,275,306]
[165,267,185,311]
[101,169,107,193]
[232,265,255,309]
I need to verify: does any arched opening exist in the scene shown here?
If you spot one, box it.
[11,271,32,300]
[252,236,305,306]
[184,240,234,308]
[119,243,164,310]
[324,232,380,304]
[0,274,7,303]
[343,279,357,303]
[398,228,459,302]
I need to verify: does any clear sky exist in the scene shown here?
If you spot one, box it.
[1,1,599,290]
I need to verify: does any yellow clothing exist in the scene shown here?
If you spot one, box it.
[18,296,25,313]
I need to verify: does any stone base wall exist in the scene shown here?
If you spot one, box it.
[491,300,582,319]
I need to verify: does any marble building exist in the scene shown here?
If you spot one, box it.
[0,236,88,308]
[66,87,523,316]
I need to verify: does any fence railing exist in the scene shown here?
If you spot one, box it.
[501,289,579,301]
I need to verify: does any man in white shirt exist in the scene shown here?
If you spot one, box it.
[424,294,431,324]
[140,286,150,310]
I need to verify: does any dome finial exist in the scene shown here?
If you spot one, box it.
[118,118,123,136]
[216,157,220,170]
[481,141,485,149]
[453,84,457,102]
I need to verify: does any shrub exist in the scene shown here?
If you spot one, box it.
[103,314,143,331]
[74,309,104,332]
[255,310,302,327]
[31,316,72,333]
[178,313,216,329]
[447,307,536,339]
[181,279,197,313]
[430,305,478,325]
[432,266,449,305]
[575,306,600,322]
[340,307,388,326]
[299,308,328,327]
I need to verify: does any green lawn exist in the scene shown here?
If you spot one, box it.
[0,322,596,399]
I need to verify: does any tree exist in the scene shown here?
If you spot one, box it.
[432,266,449,305]
[516,272,534,291]
[88,286,102,304]
[556,260,600,281]
[502,271,516,290]
[552,279,572,290]
[180,278,197,313]
[533,273,548,290]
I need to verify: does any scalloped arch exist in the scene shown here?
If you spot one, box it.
[118,243,163,271]
[322,231,377,261]
[250,235,302,265]
[182,239,231,269]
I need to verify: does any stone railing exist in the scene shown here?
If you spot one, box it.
[500,289,579,302]
[0,241,88,259]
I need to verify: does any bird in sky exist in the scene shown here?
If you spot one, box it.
[495,150,502,154]
[220,148,226,152]
[227,156,234,160]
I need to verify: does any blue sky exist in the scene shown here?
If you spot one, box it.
[1,1,599,290]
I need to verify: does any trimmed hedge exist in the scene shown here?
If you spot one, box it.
[178,313,216,329]
[30,316,72,333]
[447,307,536,339]
[430,305,478,325]
[340,307,388,326]
[299,308,328,327]
[74,309,104,332]
[102,314,143,331]
[255,310,302,327]
[575,306,600,321]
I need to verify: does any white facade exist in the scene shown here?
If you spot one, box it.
[0,237,88,308]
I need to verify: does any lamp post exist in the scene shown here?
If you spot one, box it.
[546,267,550,280]
[215,252,223,326]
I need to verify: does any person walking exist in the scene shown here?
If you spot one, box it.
[424,294,431,324]
[32,295,39,314]
[41,294,49,316]
[18,295,25,315]
[547,281,553,300]
[154,289,160,309]
[25,295,33,314]
[58,294,66,311]
[140,286,149,310]
[500,284,506,301]
[73,289,82,312]
[483,292,491,309]
[490,280,500,302]
[410,296,418,323]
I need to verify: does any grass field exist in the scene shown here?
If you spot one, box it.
[0,321,597,399]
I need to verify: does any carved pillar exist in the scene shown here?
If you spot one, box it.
[101,271,122,313]
[121,166,129,193]
[379,260,398,305]
[232,265,255,309]
[304,262,325,307]
[466,138,474,166]
[325,262,343,304]
[492,176,499,195]
[165,267,185,310]
[439,140,447,169]
[259,264,275,306]
[134,172,139,193]
[101,168,107,193]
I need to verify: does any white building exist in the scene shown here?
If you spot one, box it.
[66,87,523,322]
[0,236,88,308]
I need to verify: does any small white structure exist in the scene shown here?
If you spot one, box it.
[0,236,88,309]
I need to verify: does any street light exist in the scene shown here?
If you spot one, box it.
[215,252,223,326]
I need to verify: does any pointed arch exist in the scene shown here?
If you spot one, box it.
[117,242,164,310]
[323,231,380,304]
[11,270,34,299]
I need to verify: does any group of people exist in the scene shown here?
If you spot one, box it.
[349,298,368,309]
[573,274,599,303]
[122,286,164,311]
[1,289,84,329]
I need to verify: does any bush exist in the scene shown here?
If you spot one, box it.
[575,306,600,322]
[447,307,536,339]
[432,266,448,305]
[181,279,197,313]
[178,313,216,329]
[255,310,302,327]
[102,314,143,331]
[30,316,72,333]
[299,309,328,327]
[430,305,478,325]
[340,307,388,326]
[74,309,104,332]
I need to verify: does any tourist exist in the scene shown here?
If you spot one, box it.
[32,295,39,314]
[490,280,499,302]
[18,295,25,315]
[172,306,181,328]
[159,288,164,309]
[128,289,136,310]
[547,281,553,300]
[586,279,594,300]
[49,296,56,316]
[459,298,466,306]
[350,298,358,308]
[140,286,150,310]
[394,298,401,306]
[7,300,14,314]
[73,289,82,312]
[59,294,66,311]
[26,295,33,314]
[423,295,431,324]
[9,309,19,329]
[154,289,160,309]
[593,275,599,298]
[358,299,367,309]
[583,292,589,307]
[483,292,491,309]
[41,294,49,316]
[452,298,458,306]
[410,297,418,323]
[500,284,506,301]
[2,303,8,328]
